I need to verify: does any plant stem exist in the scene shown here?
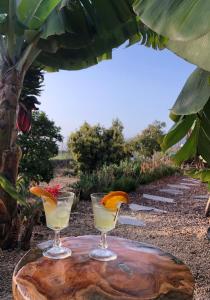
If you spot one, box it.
[100,232,108,249]
[53,230,61,247]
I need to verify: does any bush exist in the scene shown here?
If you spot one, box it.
[110,176,138,193]
[129,121,166,157]
[72,153,178,200]
[18,111,63,183]
[68,119,129,172]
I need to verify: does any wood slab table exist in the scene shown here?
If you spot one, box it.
[13,235,194,300]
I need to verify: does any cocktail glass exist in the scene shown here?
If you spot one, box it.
[43,191,75,259]
[89,193,119,261]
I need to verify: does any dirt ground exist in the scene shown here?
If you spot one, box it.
[0,174,210,299]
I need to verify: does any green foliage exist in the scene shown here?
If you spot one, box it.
[134,1,210,72]
[0,1,165,74]
[129,121,166,157]
[0,174,27,206]
[162,98,210,167]
[171,68,210,115]
[68,119,128,172]
[18,111,63,183]
[73,153,177,200]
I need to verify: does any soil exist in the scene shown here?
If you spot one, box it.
[0,174,210,300]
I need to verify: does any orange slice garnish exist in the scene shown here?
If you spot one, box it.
[30,186,57,209]
[101,191,129,211]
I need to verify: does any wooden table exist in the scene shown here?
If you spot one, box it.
[13,235,194,300]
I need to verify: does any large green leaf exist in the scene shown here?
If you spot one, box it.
[164,99,210,166]
[133,0,210,41]
[0,174,28,206]
[17,0,62,29]
[167,32,210,72]
[172,68,210,115]
[161,115,195,151]
[173,120,199,165]
[36,0,164,70]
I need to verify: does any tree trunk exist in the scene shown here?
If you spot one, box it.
[0,66,22,249]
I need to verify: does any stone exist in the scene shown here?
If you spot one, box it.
[129,203,167,213]
[193,195,208,200]
[142,193,175,204]
[182,178,200,183]
[180,183,198,187]
[167,184,190,190]
[118,216,145,227]
[159,189,183,195]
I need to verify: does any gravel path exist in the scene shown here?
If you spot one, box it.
[0,174,210,299]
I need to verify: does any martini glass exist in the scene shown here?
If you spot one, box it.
[43,191,75,259]
[89,193,119,261]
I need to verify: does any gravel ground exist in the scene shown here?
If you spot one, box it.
[0,174,210,299]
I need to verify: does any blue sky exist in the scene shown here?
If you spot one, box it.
[40,43,195,147]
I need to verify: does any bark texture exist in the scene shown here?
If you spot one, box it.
[0,67,22,249]
[13,235,194,300]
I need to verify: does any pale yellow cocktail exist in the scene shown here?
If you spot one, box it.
[93,203,118,233]
[43,201,72,230]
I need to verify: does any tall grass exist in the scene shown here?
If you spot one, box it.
[72,153,178,200]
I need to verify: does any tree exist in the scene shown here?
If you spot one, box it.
[130,121,166,157]
[0,1,165,248]
[18,111,63,183]
[68,119,127,172]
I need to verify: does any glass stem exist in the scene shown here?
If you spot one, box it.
[53,230,61,247]
[100,232,108,249]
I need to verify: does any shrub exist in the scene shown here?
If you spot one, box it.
[68,119,129,172]
[18,111,63,183]
[110,176,138,193]
[73,153,178,200]
[129,121,166,157]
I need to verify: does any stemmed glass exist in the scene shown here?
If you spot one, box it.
[89,193,119,261]
[42,191,75,259]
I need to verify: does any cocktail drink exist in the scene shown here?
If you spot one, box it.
[43,195,72,230]
[93,201,118,233]
[30,186,75,259]
[89,192,128,261]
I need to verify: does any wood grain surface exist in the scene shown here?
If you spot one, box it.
[13,235,194,300]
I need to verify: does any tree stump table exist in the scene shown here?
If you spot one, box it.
[13,235,194,300]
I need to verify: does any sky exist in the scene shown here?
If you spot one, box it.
[39,43,195,148]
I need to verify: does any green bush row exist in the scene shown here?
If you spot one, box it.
[72,155,179,200]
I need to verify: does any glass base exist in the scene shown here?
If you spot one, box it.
[43,246,72,259]
[89,248,117,261]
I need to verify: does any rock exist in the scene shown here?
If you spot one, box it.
[180,183,198,187]
[193,195,208,200]
[159,189,183,195]
[142,193,175,204]
[167,184,190,190]
[182,178,200,183]
[118,216,145,227]
[129,203,167,213]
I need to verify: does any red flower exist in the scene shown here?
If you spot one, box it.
[45,184,61,198]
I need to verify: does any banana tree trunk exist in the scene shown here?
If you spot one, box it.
[0,66,23,249]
